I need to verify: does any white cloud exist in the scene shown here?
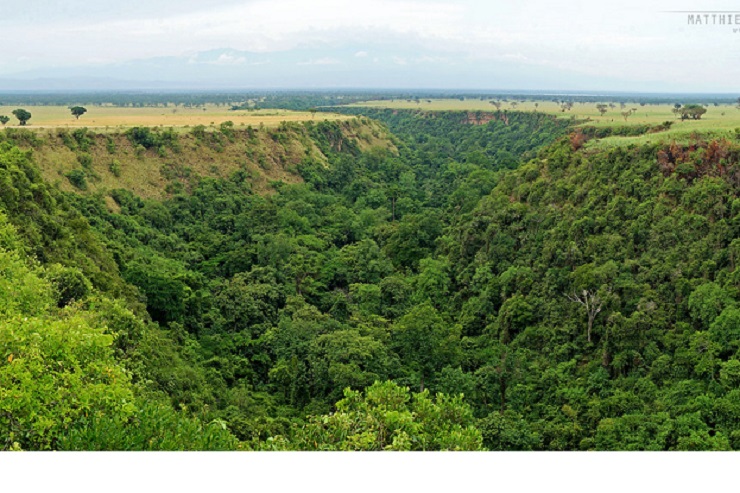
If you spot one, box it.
[1,0,739,90]
[213,53,247,65]
[298,57,341,66]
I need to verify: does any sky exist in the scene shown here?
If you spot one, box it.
[1,0,739,92]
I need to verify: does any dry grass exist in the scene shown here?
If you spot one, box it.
[35,129,314,200]
[0,105,349,130]
[23,118,395,202]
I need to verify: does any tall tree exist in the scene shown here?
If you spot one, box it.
[70,106,88,119]
[391,303,460,391]
[12,108,31,126]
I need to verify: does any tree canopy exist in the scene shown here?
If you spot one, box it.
[11,109,31,125]
[2,103,740,451]
[70,106,88,119]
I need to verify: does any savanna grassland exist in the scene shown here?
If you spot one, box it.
[0,104,348,130]
[350,98,740,147]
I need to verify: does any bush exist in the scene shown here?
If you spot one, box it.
[65,169,87,190]
[109,159,122,177]
[135,144,146,159]
[71,128,94,151]
[106,137,117,154]
[191,125,207,140]
[45,264,92,307]
[219,121,236,142]
[127,126,180,152]
[77,152,93,169]
[57,402,238,451]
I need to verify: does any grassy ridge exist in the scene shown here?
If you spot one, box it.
[351,99,740,148]
[0,105,349,130]
[2,117,395,201]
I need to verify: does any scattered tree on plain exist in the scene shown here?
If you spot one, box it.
[673,104,707,120]
[70,106,88,119]
[12,109,31,126]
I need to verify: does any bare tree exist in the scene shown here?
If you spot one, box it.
[567,289,603,343]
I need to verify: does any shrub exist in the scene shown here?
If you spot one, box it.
[65,169,87,190]
[109,159,122,177]
[45,264,92,307]
[77,153,93,169]
[106,137,117,154]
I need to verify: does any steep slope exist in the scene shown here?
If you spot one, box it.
[443,135,740,450]
[9,103,735,450]
[0,140,127,295]
[3,118,394,204]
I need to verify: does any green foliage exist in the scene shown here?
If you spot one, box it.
[106,136,117,154]
[0,309,134,450]
[688,282,734,328]
[45,264,92,307]
[77,152,93,169]
[126,126,180,152]
[109,159,122,177]
[69,106,87,119]
[57,128,94,151]
[0,145,123,296]
[392,303,461,391]
[65,169,87,190]
[124,259,190,325]
[0,224,129,450]
[219,120,236,142]
[0,210,236,451]
[479,411,542,450]
[264,381,483,450]
[54,110,571,450]
[673,104,708,121]
[11,109,31,126]
[9,103,740,451]
[57,402,237,451]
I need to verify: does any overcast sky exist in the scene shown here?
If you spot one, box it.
[2,0,739,92]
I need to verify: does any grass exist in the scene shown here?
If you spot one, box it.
[350,98,740,148]
[0,104,349,130]
[15,117,394,202]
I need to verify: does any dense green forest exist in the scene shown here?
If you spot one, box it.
[4,106,740,450]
